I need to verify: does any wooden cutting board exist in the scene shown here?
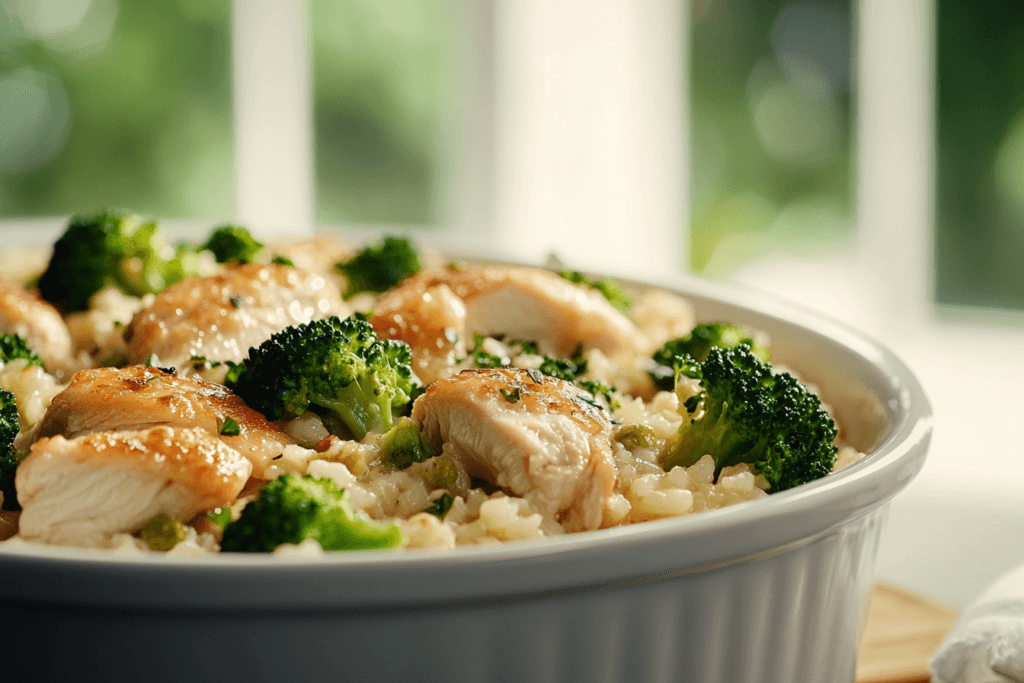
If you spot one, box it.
[855,582,959,683]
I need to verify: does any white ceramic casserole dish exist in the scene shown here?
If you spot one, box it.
[0,267,930,683]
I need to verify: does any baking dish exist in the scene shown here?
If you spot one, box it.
[0,265,930,683]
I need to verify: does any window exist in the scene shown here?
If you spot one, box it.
[936,1,1024,311]
[691,0,853,276]
[310,0,455,228]
[0,0,233,219]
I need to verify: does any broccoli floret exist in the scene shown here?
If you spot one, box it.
[558,270,633,314]
[232,316,419,440]
[201,224,265,264]
[335,236,422,298]
[220,474,402,552]
[377,417,441,470]
[661,344,837,493]
[0,390,22,510]
[38,210,197,312]
[0,334,42,368]
[650,323,770,391]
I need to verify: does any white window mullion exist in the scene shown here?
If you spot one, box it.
[480,0,687,278]
[231,0,315,237]
[855,0,936,327]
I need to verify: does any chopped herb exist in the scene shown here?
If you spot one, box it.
[557,270,633,314]
[683,395,701,413]
[500,388,521,403]
[526,368,544,384]
[538,356,580,382]
[144,354,156,367]
[423,493,455,518]
[271,453,284,460]
[228,295,242,308]
[445,261,467,272]
[511,339,540,355]
[570,344,588,374]
[219,417,241,436]
[142,375,159,385]
[271,255,295,267]
[205,506,232,528]
[444,328,459,345]
[190,355,223,370]
[223,361,245,387]
[469,333,505,368]
[578,379,618,409]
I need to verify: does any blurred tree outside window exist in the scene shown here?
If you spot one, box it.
[936,2,1024,311]
[309,0,455,229]
[0,0,233,220]
[690,0,854,276]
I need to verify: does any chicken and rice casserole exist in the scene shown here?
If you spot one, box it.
[0,212,867,555]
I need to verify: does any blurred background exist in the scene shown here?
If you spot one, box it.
[0,0,1022,606]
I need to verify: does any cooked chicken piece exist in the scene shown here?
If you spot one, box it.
[369,283,468,385]
[34,365,290,479]
[266,234,353,275]
[371,267,645,377]
[16,425,251,546]
[412,367,616,532]
[124,263,347,371]
[0,281,74,376]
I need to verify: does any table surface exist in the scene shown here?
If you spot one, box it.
[856,582,959,683]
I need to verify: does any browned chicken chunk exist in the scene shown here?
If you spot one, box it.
[34,365,290,479]
[371,266,645,382]
[16,425,251,546]
[369,283,467,385]
[412,367,616,532]
[0,281,74,376]
[124,263,347,371]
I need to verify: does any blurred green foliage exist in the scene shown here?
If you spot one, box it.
[690,0,852,274]
[0,1,1019,311]
[936,1,1024,310]
[0,0,233,219]
[309,0,453,227]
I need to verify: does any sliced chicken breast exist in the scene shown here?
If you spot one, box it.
[124,263,347,371]
[0,281,74,376]
[369,283,468,385]
[412,367,616,532]
[266,234,353,275]
[16,425,251,546]
[371,267,645,379]
[34,365,290,479]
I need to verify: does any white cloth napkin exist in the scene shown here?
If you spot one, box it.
[930,562,1024,683]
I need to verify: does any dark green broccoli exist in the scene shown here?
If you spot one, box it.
[0,390,22,510]
[335,236,422,298]
[201,224,264,264]
[378,417,441,470]
[0,334,42,368]
[220,474,402,552]
[661,344,837,493]
[650,323,770,391]
[232,316,419,440]
[38,210,197,312]
[468,332,506,368]
[558,270,633,314]
[423,493,454,518]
